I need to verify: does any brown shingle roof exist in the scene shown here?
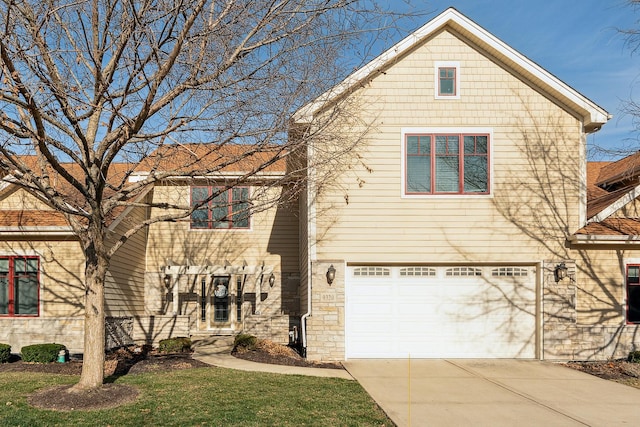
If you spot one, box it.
[135,144,287,175]
[595,151,640,188]
[575,218,640,236]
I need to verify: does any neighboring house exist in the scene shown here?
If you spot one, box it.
[2,8,640,362]
[0,146,300,353]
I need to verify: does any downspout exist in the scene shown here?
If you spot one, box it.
[300,135,316,356]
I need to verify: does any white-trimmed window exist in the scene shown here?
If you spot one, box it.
[0,256,40,316]
[404,132,490,195]
[435,61,460,99]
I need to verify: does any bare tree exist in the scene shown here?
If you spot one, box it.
[0,0,412,391]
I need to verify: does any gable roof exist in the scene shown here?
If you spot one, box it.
[595,151,640,189]
[575,155,640,241]
[295,7,610,131]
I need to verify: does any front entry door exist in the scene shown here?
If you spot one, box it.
[203,276,235,330]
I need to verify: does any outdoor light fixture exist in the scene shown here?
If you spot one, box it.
[554,263,568,282]
[269,273,276,287]
[326,265,336,285]
[163,275,171,287]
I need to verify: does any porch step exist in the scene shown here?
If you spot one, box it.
[191,335,235,354]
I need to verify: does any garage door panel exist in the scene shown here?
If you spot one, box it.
[346,266,536,359]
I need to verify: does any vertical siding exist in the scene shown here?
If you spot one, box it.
[313,29,582,264]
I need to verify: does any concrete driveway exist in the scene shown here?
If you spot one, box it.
[343,359,640,427]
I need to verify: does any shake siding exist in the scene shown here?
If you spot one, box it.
[146,184,298,274]
[314,29,582,264]
[104,204,148,316]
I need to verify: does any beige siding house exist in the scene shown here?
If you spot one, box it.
[3,8,640,363]
[295,8,640,362]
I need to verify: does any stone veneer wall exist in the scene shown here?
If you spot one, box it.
[305,260,345,361]
[244,315,290,344]
[0,317,84,354]
[132,315,190,346]
[543,260,640,360]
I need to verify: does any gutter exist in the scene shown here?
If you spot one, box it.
[569,234,640,244]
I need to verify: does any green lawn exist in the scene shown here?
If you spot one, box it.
[0,367,392,426]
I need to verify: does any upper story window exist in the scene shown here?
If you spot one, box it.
[627,264,640,323]
[190,186,250,229]
[404,132,490,195]
[0,256,40,316]
[435,61,460,99]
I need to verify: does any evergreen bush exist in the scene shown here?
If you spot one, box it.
[20,343,66,363]
[628,350,640,363]
[0,343,10,363]
[158,337,192,353]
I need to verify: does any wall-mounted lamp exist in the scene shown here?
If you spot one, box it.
[268,273,276,287]
[554,263,568,282]
[326,264,336,285]
[163,275,171,287]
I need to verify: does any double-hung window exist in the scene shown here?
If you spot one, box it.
[627,265,640,323]
[191,186,250,229]
[0,256,40,316]
[405,133,489,195]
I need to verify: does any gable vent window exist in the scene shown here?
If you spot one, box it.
[400,267,436,277]
[446,267,482,277]
[491,267,529,277]
[353,267,390,277]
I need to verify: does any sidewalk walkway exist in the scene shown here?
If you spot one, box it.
[191,344,354,380]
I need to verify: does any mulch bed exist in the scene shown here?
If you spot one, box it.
[0,347,210,377]
[232,339,343,370]
[563,360,640,388]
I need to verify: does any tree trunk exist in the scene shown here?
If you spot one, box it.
[72,240,108,391]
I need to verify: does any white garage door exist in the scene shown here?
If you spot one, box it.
[345,266,536,359]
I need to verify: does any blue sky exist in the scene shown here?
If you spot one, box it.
[392,1,640,159]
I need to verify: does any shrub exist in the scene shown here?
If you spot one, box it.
[233,334,257,351]
[628,351,640,363]
[21,343,66,363]
[0,343,10,363]
[158,337,192,353]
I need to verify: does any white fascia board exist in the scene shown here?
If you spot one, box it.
[294,8,610,127]
[569,234,640,244]
[587,184,640,223]
[129,171,286,183]
[107,185,154,232]
[0,226,75,236]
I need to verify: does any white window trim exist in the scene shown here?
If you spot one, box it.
[400,127,494,199]
[434,61,460,100]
